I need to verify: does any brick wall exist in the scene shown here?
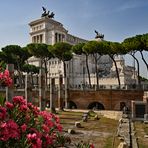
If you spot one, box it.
[68,90,144,110]
[1,89,143,111]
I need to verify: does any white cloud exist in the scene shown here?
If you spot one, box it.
[117,0,148,11]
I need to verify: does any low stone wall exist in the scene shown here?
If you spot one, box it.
[96,110,123,120]
[65,109,122,120]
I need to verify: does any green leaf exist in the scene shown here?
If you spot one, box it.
[0,94,5,106]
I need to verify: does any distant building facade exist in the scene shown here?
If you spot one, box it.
[28,15,138,87]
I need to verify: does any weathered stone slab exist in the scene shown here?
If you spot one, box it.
[75,122,81,128]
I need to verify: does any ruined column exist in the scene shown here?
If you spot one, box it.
[50,78,56,113]
[65,77,69,109]
[39,62,46,111]
[131,101,135,119]
[25,74,32,103]
[6,64,14,102]
[58,75,63,110]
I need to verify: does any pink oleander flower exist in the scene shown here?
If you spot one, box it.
[0,106,7,120]
[0,122,9,141]
[40,111,55,128]
[55,116,60,123]
[35,138,42,148]
[90,144,95,148]
[0,70,12,87]
[5,102,14,110]
[12,96,26,106]
[19,104,28,112]
[0,91,64,147]
[42,124,49,133]
[0,120,20,141]
[3,70,10,77]
[27,102,33,108]
[28,103,39,116]
[43,134,53,145]
[21,124,27,133]
[57,124,63,132]
[27,133,42,148]
[7,120,20,139]
[27,133,37,141]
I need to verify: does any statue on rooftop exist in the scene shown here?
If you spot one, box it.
[41,7,55,18]
[94,30,104,39]
[42,7,48,17]
[48,12,55,18]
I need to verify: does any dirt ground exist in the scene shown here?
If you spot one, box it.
[57,111,120,148]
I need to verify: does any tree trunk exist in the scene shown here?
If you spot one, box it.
[110,55,121,88]
[131,54,141,85]
[85,54,91,88]
[139,51,148,71]
[16,60,24,88]
[17,70,23,88]
[93,54,101,90]
[63,61,67,78]
[31,73,34,86]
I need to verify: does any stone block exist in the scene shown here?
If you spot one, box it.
[144,135,148,138]
[82,113,88,122]
[144,121,148,124]
[75,122,81,128]
[118,142,128,148]
[94,114,100,120]
[68,129,75,134]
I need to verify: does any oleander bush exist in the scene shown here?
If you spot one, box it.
[0,69,12,87]
[0,96,64,148]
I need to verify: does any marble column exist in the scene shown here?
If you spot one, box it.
[39,60,46,111]
[58,75,63,110]
[65,77,69,109]
[25,74,32,103]
[50,78,56,113]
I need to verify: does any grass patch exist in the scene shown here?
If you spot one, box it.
[134,121,148,148]
[58,110,83,116]
[104,136,113,148]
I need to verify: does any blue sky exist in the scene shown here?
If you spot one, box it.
[0,0,147,78]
